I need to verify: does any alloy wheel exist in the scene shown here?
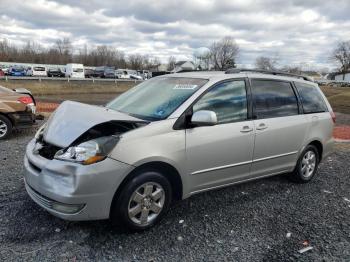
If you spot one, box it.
[128,182,165,226]
[0,120,8,138]
[301,150,316,178]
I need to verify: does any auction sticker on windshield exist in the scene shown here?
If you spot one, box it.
[173,84,198,90]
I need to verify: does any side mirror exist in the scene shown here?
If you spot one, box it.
[191,110,217,126]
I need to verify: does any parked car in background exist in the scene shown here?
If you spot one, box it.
[93,66,116,78]
[26,66,47,77]
[137,70,151,80]
[0,66,9,75]
[47,67,65,77]
[129,70,143,80]
[0,69,4,77]
[65,64,85,78]
[8,66,26,76]
[84,68,94,78]
[22,70,334,231]
[0,86,36,139]
[116,69,142,80]
[115,69,126,79]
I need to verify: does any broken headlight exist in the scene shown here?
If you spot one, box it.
[54,136,119,165]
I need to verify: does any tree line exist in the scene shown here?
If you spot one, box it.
[1,36,348,74]
[0,38,161,70]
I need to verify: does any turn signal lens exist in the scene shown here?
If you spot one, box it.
[83,155,105,165]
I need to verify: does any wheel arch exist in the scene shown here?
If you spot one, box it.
[110,161,183,216]
[0,112,14,126]
[308,140,323,160]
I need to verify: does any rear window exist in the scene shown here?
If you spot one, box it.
[294,82,328,113]
[73,68,84,73]
[34,67,45,71]
[251,79,299,119]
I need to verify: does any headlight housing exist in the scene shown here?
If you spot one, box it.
[54,136,119,165]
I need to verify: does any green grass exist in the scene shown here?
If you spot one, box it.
[0,79,137,95]
[321,86,350,114]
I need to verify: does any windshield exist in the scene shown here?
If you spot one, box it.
[73,68,83,72]
[107,77,208,121]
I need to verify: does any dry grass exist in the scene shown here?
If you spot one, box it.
[321,86,350,114]
[0,79,137,95]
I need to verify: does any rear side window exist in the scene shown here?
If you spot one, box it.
[251,80,299,119]
[294,82,328,113]
[193,80,247,124]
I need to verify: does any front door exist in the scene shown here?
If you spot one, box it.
[186,79,255,194]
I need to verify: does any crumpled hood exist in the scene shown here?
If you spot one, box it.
[43,101,144,148]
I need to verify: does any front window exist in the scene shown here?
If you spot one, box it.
[193,80,248,124]
[73,68,84,72]
[107,77,208,121]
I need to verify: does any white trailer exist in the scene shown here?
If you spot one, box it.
[65,63,85,78]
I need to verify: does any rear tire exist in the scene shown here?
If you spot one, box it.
[0,115,12,140]
[289,145,319,183]
[110,170,172,231]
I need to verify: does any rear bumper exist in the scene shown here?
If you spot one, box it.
[8,111,36,129]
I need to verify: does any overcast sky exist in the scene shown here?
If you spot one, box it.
[1,0,350,69]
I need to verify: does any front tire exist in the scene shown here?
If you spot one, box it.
[290,145,319,183]
[0,115,12,140]
[111,170,172,231]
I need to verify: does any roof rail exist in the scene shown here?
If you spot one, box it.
[225,68,313,82]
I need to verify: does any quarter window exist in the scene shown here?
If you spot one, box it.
[294,82,328,113]
[251,80,299,119]
[193,80,247,124]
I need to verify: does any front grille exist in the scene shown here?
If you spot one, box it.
[38,141,61,160]
[26,184,53,209]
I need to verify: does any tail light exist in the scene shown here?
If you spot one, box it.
[18,96,33,104]
[330,111,336,124]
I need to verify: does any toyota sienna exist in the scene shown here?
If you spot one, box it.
[23,69,334,230]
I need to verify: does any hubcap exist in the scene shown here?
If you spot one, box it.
[301,150,316,178]
[0,120,8,138]
[128,182,165,226]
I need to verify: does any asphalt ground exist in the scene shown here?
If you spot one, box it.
[0,127,349,261]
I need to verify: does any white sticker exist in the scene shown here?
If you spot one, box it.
[173,84,198,90]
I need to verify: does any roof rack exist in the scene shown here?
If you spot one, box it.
[225,68,313,82]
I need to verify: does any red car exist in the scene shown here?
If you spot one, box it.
[0,69,4,77]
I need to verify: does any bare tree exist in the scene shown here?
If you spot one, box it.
[332,41,350,80]
[149,57,161,71]
[128,54,144,70]
[209,36,239,70]
[255,56,278,70]
[167,56,176,71]
[55,38,72,64]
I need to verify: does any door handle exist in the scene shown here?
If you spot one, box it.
[240,125,253,133]
[256,123,268,130]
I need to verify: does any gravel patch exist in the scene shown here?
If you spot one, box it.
[0,130,349,261]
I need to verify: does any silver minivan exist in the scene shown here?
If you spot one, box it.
[24,69,334,230]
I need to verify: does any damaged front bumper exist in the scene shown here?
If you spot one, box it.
[23,139,135,221]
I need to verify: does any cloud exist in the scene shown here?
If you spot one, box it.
[1,0,350,69]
